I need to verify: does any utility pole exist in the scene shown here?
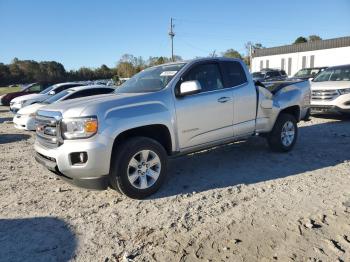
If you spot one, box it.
[249,44,253,71]
[169,18,175,61]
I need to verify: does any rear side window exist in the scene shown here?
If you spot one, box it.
[220,61,247,87]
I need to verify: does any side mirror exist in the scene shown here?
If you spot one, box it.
[48,90,56,95]
[177,80,202,97]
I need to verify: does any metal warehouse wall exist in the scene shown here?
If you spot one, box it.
[251,46,350,76]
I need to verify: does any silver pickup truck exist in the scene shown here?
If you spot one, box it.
[34,58,310,199]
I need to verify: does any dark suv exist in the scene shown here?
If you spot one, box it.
[252,69,287,82]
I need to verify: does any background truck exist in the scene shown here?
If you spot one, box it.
[34,58,310,199]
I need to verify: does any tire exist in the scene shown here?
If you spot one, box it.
[109,137,168,199]
[267,113,298,152]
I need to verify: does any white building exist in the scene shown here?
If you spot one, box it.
[251,36,350,76]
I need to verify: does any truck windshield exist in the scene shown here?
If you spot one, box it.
[294,69,320,77]
[313,66,350,82]
[294,69,311,77]
[115,63,186,93]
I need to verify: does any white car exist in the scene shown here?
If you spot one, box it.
[13,85,115,130]
[311,64,350,115]
[10,82,84,114]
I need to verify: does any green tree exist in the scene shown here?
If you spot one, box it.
[293,36,308,44]
[112,75,120,84]
[0,63,11,85]
[95,64,114,79]
[308,35,322,42]
[222,49,242,59]
[148,56,169,66]
[117,62,135,78]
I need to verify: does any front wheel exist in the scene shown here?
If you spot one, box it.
[267,113,298,152]
[109,137,168,199]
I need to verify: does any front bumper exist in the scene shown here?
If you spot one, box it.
[311,105,350,114]
[10,103,22,114]
[34,137,113,190]
[13,114,36,131]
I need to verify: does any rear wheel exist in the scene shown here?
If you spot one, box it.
[267,113,298,152]
[110,137,168,199]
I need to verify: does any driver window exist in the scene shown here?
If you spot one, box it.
[183,63,224,92]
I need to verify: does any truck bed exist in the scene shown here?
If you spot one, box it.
[262,80,308,95]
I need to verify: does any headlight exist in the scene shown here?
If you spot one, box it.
[61,116,98,139]
[20,100,27,105]
[29,113,36,117]
[338,88,350,95]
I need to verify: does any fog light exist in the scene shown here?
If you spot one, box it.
[70,152,88,165]
[79,153,84,162]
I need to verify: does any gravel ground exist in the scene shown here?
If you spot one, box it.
[0,105,350,262]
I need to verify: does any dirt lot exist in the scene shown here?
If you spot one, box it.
[0,105,349,262]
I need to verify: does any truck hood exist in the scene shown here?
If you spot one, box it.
[11,93,47,103]
[37,93,146,118]
[17,103,45,115]
[311,81,350,90]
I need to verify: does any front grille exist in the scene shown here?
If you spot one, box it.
[311,89,339,101]
[35,112,62,148]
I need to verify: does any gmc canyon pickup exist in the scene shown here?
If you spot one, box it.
[34,58,310,199]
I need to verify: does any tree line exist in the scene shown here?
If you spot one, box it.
[0,35,321,86]
[0,47,257,86]
[0,55,184,86]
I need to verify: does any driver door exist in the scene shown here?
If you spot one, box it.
[174,62,234,149]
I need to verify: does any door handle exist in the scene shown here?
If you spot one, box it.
[217,97,231,103]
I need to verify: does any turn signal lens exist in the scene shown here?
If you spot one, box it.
[85,120,98,133]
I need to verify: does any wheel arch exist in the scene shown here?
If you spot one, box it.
[111,124,173,157]
[279,105,301,122]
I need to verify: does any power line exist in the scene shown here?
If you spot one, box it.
[176,36,212,54]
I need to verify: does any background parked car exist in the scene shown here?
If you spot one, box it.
[311,64,350,115]
[0,83,47,106]
[9,82,85,113]
[252,68,287,82]
[290,67,327,80]
[13,85,115,131]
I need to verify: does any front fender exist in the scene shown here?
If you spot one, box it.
[101,101,176,151]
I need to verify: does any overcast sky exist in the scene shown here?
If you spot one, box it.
[1,0,349,69]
